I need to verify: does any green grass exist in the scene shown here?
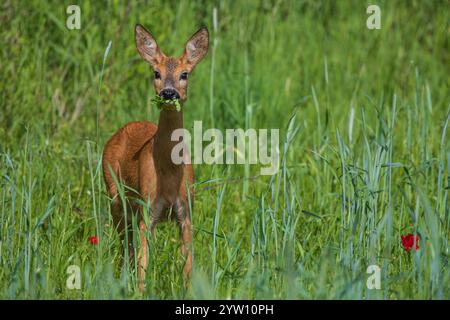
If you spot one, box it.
[1,0,449,299]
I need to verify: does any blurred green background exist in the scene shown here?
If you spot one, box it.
[0,0,449,299]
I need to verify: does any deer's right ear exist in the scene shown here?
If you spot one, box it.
[135,24,162,66]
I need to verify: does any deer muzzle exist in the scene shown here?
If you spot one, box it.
[160,88,180,100]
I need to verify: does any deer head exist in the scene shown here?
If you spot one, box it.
[135,24,209,106]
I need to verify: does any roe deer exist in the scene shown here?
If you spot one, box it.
[102,24,209,292]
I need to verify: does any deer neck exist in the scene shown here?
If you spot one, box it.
[153,109,184,169]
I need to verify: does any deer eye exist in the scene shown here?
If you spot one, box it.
[180,72,188,80]
[154,71,161,79]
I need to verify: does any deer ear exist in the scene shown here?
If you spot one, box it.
[184,27,209,67]
[135,24,162,66]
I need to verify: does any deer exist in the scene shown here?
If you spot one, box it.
[102,24,209,292]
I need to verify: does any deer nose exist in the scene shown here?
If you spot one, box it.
[160,88,180,100]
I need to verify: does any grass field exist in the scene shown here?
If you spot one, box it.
[1,0,449,299]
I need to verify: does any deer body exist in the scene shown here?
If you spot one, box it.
[102,25,209,292]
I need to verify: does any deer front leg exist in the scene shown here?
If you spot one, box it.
[137,198,163,293]
[175,200,193,283]
[181,217,193,282]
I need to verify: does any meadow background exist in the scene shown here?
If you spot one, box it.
[1,0,449,299]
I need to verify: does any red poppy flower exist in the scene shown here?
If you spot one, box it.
[88,236,99,245]
[401,233,419,252]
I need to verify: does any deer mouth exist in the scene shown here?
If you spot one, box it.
[152,95,182,112]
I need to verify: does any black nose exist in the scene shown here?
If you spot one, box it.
[160,88,180,100]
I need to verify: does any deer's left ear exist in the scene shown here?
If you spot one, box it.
[184,27,209,67]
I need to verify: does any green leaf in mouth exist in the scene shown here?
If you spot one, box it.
[151,95,181,112]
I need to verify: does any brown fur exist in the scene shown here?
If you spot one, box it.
[102,25,208,292]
